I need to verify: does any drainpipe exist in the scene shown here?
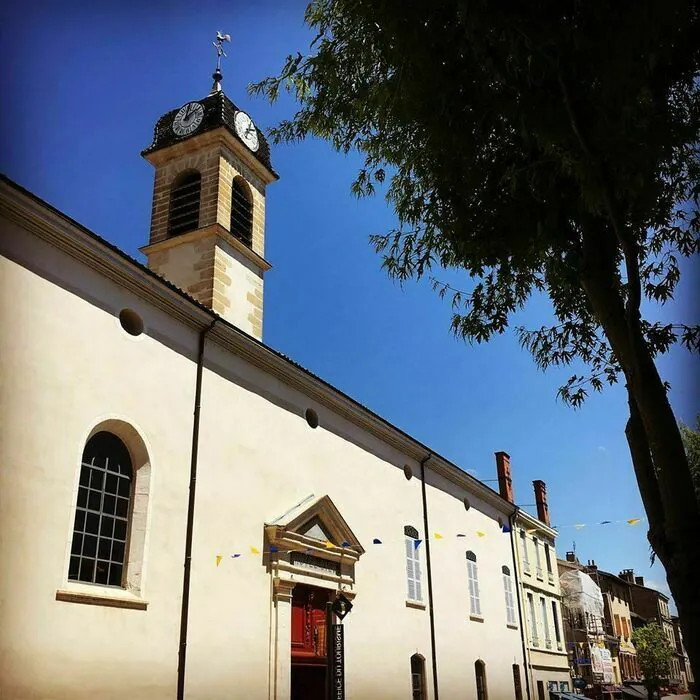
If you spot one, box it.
[420,454,439,700]
[177,317,218,700]
[510,510,532,700]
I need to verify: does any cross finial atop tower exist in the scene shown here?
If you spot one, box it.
[211,31,231,94]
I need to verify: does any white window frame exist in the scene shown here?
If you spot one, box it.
[533,537,543,579]
[467,551,481,616]
[540,597,551,648]
[527,592,539,646]
[520,530,530,574]
[502,566,517,626]
[405,529,423,603]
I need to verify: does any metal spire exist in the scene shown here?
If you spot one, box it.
[210,31,231,94]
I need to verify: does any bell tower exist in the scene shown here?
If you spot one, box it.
[140,33,278,340]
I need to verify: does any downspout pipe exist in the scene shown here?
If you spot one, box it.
[420,454,439,700]
[177,317,218,700]
[509,509,532,700]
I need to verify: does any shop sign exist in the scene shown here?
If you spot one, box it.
[331,624,344,700]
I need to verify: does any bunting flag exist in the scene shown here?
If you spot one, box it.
[231,553,241,559]
[270,545,279,553]
[526,528,537,535]
[414,539,423,550]
[250,546,260,555]
[627,518,641,526]
[456,533,466,538]
[372,538,382,544]
[476,531,486,538]
[325,540,334,549]
[434,533,443,540]
[600,521,612,525]
[216,554,223,567]
[341,541,351,548]
[574,524,586,530]
[502,525,512,533]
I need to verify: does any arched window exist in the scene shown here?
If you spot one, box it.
[168,170,201,237]
[69,432,132,586]
[466,551,481,615]
[475,660,488,700]
[410,654,426,700]
[404,525,423,602]
[502,565,517,625]
[230,177,253,247]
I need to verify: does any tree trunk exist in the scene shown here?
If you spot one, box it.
[579,224,700,685]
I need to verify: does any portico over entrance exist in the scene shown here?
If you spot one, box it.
[264,495,364,700]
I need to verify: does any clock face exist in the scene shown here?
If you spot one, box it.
[172,102,204,137]
[234,111,259,152]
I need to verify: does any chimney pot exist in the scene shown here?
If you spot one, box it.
[566,551,576,562]
[533,479,550,527]
[495,451,514,504]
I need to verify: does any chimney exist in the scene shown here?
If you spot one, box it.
[635,576,644,586]
[619,569,635,583]
[533,480,550,526]
[566,551,577,562]
[495,451,514,503]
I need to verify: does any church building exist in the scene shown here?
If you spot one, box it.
[0,44,528,700]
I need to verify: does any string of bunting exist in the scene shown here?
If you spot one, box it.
[214,516,646,565]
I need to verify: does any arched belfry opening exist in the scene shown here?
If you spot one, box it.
[230,177,253,247]
[168,170,201,237]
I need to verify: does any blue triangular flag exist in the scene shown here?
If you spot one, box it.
[372,538,382,544]
[600,520,612,525]
[414,539,423,550]
[231,553,241,559]
[502,525,511,533]
[341,541,351,548]
[270,545,279,553]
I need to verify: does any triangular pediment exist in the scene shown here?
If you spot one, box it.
[266,494,364,556]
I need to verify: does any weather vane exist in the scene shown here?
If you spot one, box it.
[210,31,231,94]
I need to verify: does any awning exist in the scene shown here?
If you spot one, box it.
[621,685,647,699]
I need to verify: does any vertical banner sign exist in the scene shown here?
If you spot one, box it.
[332,624,345,700]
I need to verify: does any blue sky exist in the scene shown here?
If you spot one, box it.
[2,0,697,606]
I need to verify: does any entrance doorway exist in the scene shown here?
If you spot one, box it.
[290,585,330,700]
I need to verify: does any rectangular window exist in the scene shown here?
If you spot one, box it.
[528,593,538,645]
[503,571,517,626]
[544,543,553,581]
[621,617,629,639]
[512,665,523,700]
[533,538,543,579]
[541,597,550,647]
[520,531,530,573]
[551,601,562,646]
[405,537,423,602]
[468,559,481,615]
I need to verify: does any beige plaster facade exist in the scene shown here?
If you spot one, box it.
[0,174,527,699]
[514,511,571,698]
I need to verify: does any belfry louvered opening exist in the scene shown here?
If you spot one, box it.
[230,178,253,247]
[168,170,201,237]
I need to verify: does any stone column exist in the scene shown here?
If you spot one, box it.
[272,578,295,700]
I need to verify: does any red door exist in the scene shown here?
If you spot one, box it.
[291,585,329,700]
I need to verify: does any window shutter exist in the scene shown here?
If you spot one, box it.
[503,573,516,625]
[413,547,423,602]
[468,560,481,615]
[405,537,416,601]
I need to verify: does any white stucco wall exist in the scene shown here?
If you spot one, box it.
[1,210,524,700]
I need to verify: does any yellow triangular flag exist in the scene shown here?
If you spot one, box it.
[574,524,586,530]
[434,533,443,539]
[215,554,223,567]
[627,518,641,526]
[325,540,334,549]
[476,530,486,538]
[526,528,537,535]
[250,546,260,555]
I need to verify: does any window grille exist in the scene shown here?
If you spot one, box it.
[405,526,422,602]
[467,551,481,615]
[168,171,201,237]
[230,178,253,247]
[475,660,488,700]
[69,432,132,586]
[411,654,426,700]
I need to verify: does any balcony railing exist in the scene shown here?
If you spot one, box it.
[523,561,531,575]
[532,637,540,647]
[545,639,552,649]
[536,566,544,580]
[548,571,555,584]
[557,642,563,651]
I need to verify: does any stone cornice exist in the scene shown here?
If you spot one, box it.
[1,176,515,515]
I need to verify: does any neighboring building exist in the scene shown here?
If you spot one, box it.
[671,615,695,692]
[558,553,617,697]
[495,454,571,699]
[0,59,528,699]
[619,570,682,691]
[582,564,640,683]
